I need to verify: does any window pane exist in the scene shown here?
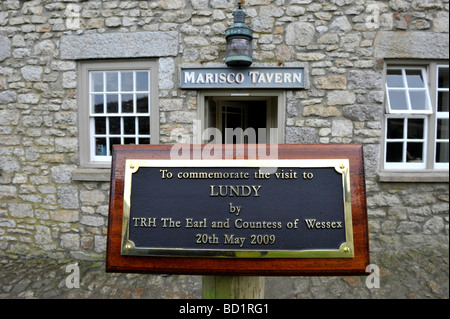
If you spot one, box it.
[387,69,404,87]
[91,72,104,92]
[409,90,428,111]
[106,72,119,92]
[387,118,404,139]
[407,118,424,139]
[436,142,449,163]
[109,117,121,135]
[121,72,134,92]
[438,67,449,88]
[386,142,403,162]
[438,92,449,112]
[388,90,408,110]
[406,69,425,88]
[437,119,449,139]
[95,138,107,156]
[406,142,423,162]
[124,117,135,134]
[138,117,150,135]
[136,94,149,113]
[121,94,134,113]
[136,72,149,91]
[124,137,136,145]
[94,117,106,134]
[106,94,118,113]
[139,138,150,144]
[92,94,104,113]
[109,137,121,155]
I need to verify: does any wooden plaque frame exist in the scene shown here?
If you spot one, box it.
[106,144,370,276]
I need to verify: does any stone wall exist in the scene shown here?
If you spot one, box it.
[0,0,448,298]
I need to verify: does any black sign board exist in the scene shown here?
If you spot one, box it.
[121,159,353,258]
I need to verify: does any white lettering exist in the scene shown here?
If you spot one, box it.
[235,73,244,84]
[275,73,282,83]
[226,73,235,83]
[179,303,214,317]
[184,72,195,84]
[205,73,213,83]
[249,71,259,83]
[284,72,292,83]
[219,72,227,84]
[196,73,205,84]
[293,72,302,83]
[258,73,266,83]
[182,69,303,86]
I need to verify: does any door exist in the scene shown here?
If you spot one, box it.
[218,101,249,144]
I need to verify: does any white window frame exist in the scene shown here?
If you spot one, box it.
[381,62,449,175]
[385,67,433,115]
[78,60,159,168]
[434,65,449,170]
[384,115,428,170]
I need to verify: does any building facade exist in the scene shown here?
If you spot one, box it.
[0,0,448,298]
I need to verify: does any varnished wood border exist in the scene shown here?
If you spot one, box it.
[106,144,370,276]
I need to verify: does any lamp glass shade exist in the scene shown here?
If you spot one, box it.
[227,37,251,56]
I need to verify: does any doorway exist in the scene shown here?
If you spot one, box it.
[197,91,285,144]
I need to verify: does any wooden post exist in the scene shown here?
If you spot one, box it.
[202,276,265,299]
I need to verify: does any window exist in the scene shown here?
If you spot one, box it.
[383,63,449,171]
[78,60,159,167]
[436,65,449,169]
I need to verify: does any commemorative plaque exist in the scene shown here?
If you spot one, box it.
[106,144,370,276]
[122,159,352,258]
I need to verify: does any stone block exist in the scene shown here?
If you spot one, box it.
[303,105,341,117]
[286,22,315,46]
[332,119,353,137]
[285,127,319,144]
[0,35,11,61]
[327,91,356,105]
[348,70,383,90]
[57,185,79,209]
[0,91,17,104]
[374,31,449,60]
[60,233,80,250]
[60,32,179,60]
[8,203,33,218]
[159,58,175,90]
[50,210,79,223]
[35,225,52,244]
[51,165,77,184]
[80,215,104,227]
[55,138,78,153]
[423,217,445,235]
[329,16,352,33]
[80,190,106,206]
[314,76,347,90]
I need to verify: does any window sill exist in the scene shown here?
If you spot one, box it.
[378,171,449,183]
[72,168,111,182]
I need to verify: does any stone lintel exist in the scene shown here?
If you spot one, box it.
[60,31,179,60]
[374,31,449,60]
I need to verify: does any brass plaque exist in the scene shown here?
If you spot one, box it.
[121,159,353,258]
